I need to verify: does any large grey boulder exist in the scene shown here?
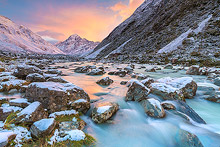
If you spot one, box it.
[26,73,45,82]
[125,80,150,101]
[176,129,204,147]
[13,65,43,79]
[214,77,220,86]
[96,77,114,86]
[91,102,119,123]
[14,102,48,125]
[26,82,90,113]
[0,131,16,147]
[150,77,197,101]
[186,65,200,75]
[30,118,56,138]
[140,98,166,118]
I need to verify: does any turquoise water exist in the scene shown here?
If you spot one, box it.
[1,62,220,146]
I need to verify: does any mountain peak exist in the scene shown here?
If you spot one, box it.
[68,34,81,40]
[56,34,99,56]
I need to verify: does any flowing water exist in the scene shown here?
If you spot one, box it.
[2,62,220,147]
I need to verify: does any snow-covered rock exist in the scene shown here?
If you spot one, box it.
[150,77,197,100]
[186,65,200,75]
[96,77,114,86]
[140,98,166,118]
[0,131,16,147]
[46,77,68,83]
[30,118,56,138]
[214,77,220,86]
[0,79,26,92]
[70,99,90,114]
[26,73,45,82]
[87,68,105,75]
[0,15,64,54]
[91,102,119,123]
[126,80,150,101]
[49,110,78,118]
[15,102,48,125]
[9,98,30,108]
[13,65,43,79]
[25,82,90,113]
[48,129,85,145]
[56,34,99,56]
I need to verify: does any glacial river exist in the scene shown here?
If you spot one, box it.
[2,62,220,147]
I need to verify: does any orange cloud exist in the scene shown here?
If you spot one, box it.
[111,0,144,20]
[27,0,144,42]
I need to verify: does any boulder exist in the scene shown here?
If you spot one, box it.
[46,77,68,83]
[45,69,62,75]
[0,108,14,121]
[30,118,56,138]
[174,100,206,124]
[26,82,90,113]
[214,77,220,86]
[96,77,114,86]
[14,102,48,125]
[150,77,197,101]
[59,118,86,131]
[164,64,173,69]
[0,79,27,92]
[176,129,204,147]
[145,68,156,72]
[186,65,200,75]
[9,98,30,108]
[0,131,16,147]
[91,102,119,123]
[13,65,43,79]
[150,83,184,101]
[137,74,149,80]
[161,102,176,110]
[120,81,128,85]
[70,99,90,114]
[26,73,45,82]
[141,78,154,87]
[74,65,96,73]
[140,98,166,118]
[87,69,105,75]
[125,80,150,102]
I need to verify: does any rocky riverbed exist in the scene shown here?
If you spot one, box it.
[0,59,220,147]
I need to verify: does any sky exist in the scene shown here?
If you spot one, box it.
[0,0,144,42]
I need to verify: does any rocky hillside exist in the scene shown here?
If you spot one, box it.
[56,34,99,56]
[86,0,220,64]
[0,15,64,54]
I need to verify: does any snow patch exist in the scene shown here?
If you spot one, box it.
[49,110,78,118]
[33,118,55,131]
[97,106,111,114]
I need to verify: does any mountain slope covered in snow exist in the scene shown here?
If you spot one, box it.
[56,34,99,56]
[0,15,64,54]
[87,0,220,62]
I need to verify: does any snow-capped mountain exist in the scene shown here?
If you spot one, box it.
[56,34,99,56]
[87,0,220,62]
[0,15,64,54]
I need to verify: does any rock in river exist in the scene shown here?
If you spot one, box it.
[25,82,90,113]
[125,80,150,102]
[140,98,166,118]
[91,102,119,123]
[96,77,114,86]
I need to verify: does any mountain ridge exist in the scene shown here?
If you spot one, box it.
[0,15,64,54]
